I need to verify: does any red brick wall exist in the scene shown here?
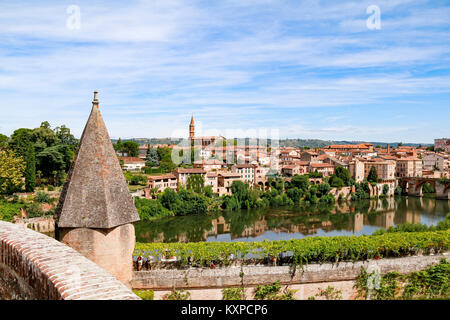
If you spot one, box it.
[0,221,139,300]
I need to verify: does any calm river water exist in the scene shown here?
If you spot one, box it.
[135,196,449,243]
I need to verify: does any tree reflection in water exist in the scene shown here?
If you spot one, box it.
[135,197,449,243]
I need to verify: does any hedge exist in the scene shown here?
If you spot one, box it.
[134,230,450,267]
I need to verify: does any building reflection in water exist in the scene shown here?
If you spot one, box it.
[135,196,448,243]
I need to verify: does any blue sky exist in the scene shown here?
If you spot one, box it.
[0,0,449,143]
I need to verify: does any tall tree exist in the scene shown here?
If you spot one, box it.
[24,145,36,192]
[334,166,352,186]
[114,138,124,152]
[145,147,159,167]
[368,166,379,183]
[123,141,139,157]
[9,128,36,191]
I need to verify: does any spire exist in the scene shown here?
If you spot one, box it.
[93,91,99,106]
[55,92,140,228]
[189,114,195,139]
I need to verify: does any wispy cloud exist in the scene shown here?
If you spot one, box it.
[0,0,449,143]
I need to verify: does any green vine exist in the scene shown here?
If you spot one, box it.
[135,231,450,268]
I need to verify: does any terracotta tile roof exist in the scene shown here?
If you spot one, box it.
[234,164,257,168]
[174,168,206,174]
[310,163,334,168]
[118,156,146,163]
[218,172,241,178]
[148,174,177,181]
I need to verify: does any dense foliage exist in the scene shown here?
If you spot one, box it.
[2,122,78,194]
[354,259,450,300]
[135,187,214,221]
[0,149,25,194]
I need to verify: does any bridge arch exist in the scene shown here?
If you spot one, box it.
[0,221,139,300]
[415,180,436,194]
[444,183,450,194]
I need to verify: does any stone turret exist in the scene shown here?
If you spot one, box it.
[55,91,140,287]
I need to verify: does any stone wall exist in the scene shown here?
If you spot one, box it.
[0,221,139,300]
[330,186,353,200]
[14,217,55,234]
[132,253,448,300]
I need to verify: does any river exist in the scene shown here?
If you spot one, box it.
[135,196,450,243]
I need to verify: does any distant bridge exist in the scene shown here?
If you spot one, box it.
[400,177,450,199]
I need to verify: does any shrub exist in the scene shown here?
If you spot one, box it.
[315,286,343,300]
[222,287,245,300]
[253,281,296,300]
[36,191,51,203]
[354,259,450,300]
[162,289,191,300]
[133,290,154,300]
[0,200,23,221]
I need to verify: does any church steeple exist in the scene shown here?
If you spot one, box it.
[189,115,195,139]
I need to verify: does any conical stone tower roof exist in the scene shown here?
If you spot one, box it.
[55,92,140,229]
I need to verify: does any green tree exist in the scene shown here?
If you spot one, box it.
[31,122,60,154]
[122,141,139,157]
[286,187,303,203]
[368,166,379,183]
[145,147,159,167]
[54,125,78,149]
[0,134,8,149]
[36,145,65,178]
[334,167,352,186]
[24,145,36,192]
[290,175,310,191]
[160,153,176,172]
[114,138,124,152]
[329,175,345,188]
[0,150,25,194]
[9,129,36,191]
[160,188,180,212]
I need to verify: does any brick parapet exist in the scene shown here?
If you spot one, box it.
[0,221,140,300]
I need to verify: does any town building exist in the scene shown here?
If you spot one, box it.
[193,159,227,171]
[309,163,335,177]
[362,159,396,181]
[435,138,450,152]
[349,159,365,183]
[217,172,242,195]
[118,156,146,172]
[423,153,447,172]
[396,157,423,178]
[300,151,320,163]
[173,167,207,188]
[145,174,178,196]
[322,143,376,157]
[232,164,257,185]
